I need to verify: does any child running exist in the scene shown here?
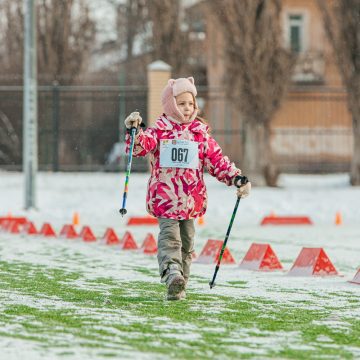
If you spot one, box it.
[124,77,251,300]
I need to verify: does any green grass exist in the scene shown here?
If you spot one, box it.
[0,259,359,359]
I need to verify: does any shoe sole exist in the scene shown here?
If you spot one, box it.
[167,277,186,301]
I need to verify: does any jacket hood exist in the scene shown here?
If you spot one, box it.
[161,77,198,123]
[154,115,208,134]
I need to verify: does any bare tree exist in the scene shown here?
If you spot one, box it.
[317,0,360,185]
[37,0,96,84]
[111,0,148,60]
[112,0,149,84]
[0,111,21,165]
[0,0,96,84]
[112,0,192,81]
[209,0,294,186]
[0,0,96,166]
[147,0,190,76]
[0,1,24,82]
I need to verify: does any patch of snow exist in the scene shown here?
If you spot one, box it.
[1,172,360,359]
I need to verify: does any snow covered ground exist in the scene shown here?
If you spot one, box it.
[1,171,359,272]
[1,171,359,226]
[0,171,359,359]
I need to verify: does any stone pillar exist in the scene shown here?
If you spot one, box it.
[147,60,172,125]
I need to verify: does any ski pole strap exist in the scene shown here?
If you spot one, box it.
[126,122,145,134]
[234,175,249,187]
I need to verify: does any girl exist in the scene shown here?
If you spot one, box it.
[124,77,251,300]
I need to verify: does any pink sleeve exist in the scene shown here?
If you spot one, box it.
[125,128,158,157]
[204,135,241,186]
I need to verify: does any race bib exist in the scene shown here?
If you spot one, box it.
[160,139,199,169]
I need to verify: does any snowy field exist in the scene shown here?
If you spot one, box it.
[0,171,359,359]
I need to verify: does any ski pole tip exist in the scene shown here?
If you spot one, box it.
[209,281,216,289]
[119,208,127,216]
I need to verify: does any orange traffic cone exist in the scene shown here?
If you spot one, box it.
[335,211,342,226]
[72,212,80,226]
[197,216,205,225]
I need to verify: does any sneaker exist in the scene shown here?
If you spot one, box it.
[179,290,186,300]
[161,264,186,301]
[161,264,181,284]
[166,274,186,300]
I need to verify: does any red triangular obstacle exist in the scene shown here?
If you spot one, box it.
[239,243,283,271]
[350,269,360,285]
[79,226,96,242]
[127,216,158,226]
[140,233,157,254]
[0,216,28,226]
[22,221,38,235]
[195,239,236,264]
[40,223,56,237]
[120,231,138,250]
[261,216,313,225]
[9,221,22,234]
[288,248,338,276]
[102,228,120,245]
[0,220,11,231]
[60,224,78,239]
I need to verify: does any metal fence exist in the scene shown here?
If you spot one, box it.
[271,89,352,173]
[201,86,352,174]
[0,85,353,173]
[0,84,148,171]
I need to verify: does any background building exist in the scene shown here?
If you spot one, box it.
[204,0,352,173]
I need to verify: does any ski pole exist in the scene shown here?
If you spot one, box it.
[209,176,248,289]
[119,127,137,216]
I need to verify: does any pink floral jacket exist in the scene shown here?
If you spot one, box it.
[126,115,241,220]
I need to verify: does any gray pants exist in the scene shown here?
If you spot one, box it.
[157,218,195,282]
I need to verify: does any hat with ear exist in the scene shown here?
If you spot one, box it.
[161,77,198,123]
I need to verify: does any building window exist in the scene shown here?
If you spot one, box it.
[289,14,304,53]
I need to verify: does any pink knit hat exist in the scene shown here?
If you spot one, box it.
[161,77,198,123]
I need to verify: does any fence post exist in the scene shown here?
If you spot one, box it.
[147,60,172,126]
[23,0,38,209]
[52,81,60,172]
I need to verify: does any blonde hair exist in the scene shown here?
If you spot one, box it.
[196,115,211,133]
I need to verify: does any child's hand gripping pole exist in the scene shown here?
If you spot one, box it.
[119,112,142,216]
[209,175,249,289]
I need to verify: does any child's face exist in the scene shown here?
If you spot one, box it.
[175,92,195,121]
